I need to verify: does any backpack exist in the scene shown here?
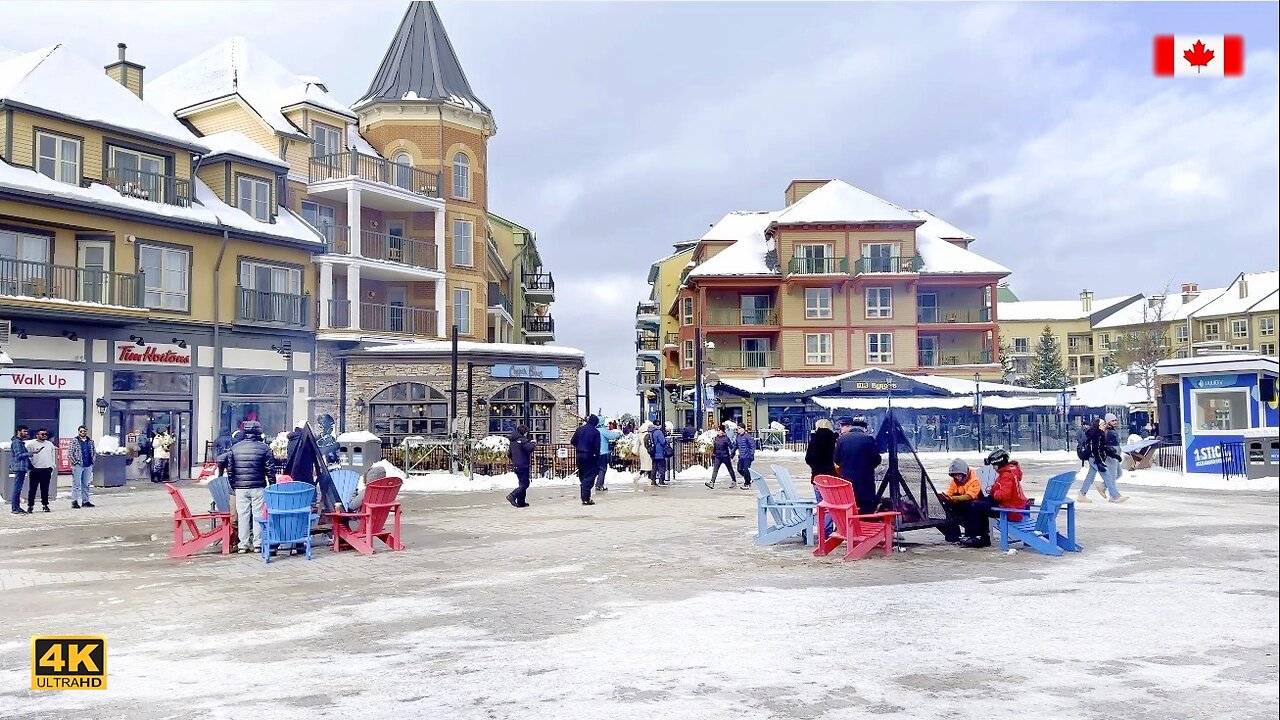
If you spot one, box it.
[1075,431,1090,462]
[643,429,655,452]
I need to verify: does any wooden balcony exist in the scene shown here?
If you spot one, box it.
[705,307,779,327]
[707,349,779,370]
[854,255,922,276]
[918,350,994,367]
[788,257,848,275]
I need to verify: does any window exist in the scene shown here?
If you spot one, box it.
[740,294,772,325]
[918,335,938,366]
[1013,337,1029,354]
[36,131,80,184]
[742,338,771,369]
[1231,344,1250,351]
[488,384,557,446]
[1068,336,1081,352]
[861,243,899,273]
[452,219,474,266]
[865,287,892,319]
[300,201,337,244]
[393,152,414,190]
[1261,317,1276,336]
[109,146,166,201]
[240,261,301,295]
[793,244,834,274]
[805,288,832,319]
[1099,333,1111,350]
[805,333,832,365]
[452,152,471,200]
[1175,324,1190,342]
[0,230,50,264]
[866,332,893,364]
[917,293,938,323]
[139,244,190,311]
[1192,389,1248,432]
[1231,319,1249,338]
[681,297,694,326]
[312,123,343,159]
[1203,322,1220,341]
[369,382,449,445]
[1261,342,1277,356]
[453,287,472,335]
[236,176,271,221]
[112,371,192,394]
[682,340,694,369]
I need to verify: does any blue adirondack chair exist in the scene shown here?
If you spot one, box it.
[258,482,319,563]
[207,476,232,533]
[329,469,361,510]
[770,465,812,506]
[991,471,1083,557]
[752,470,816,546]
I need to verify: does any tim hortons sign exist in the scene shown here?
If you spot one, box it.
[114,342,192,366]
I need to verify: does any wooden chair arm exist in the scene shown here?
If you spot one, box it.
[325,510,367,520]
[176,511,230,521]
[854,511,900,521]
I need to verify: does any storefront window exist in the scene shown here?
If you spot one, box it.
[1192,389,1248,431]
[113,371,192,394]
[221,401,289,437]
[487,384,556,445]
[220,375,289,396]
[369,382,449,445]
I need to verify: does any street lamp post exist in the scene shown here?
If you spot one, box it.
[973,371,983,451]
[584,370,599,418]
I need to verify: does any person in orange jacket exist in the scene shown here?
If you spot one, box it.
[937,458,991,547]
[986,449,1028,523]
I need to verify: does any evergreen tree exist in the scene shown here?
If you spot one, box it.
[998,339,1019,384]
[1100,353,1122,377]
[1030,325,1070,389]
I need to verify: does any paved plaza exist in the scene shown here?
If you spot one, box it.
[0,455,1276,720]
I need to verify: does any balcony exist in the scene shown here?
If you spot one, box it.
[706,307,779,327]
[854,256,921,275]
[309,151,442,199]
[637,370,660,387]
[105,166,191,207]
[487,283,512,316]
[917,307,993,324]
[0,258,146,320]
[322,226,439,273]
[635,301,660,328]
[522,272,555,300]
[523,313,555,337]
[235,287,310,328]
[326,299,438,336]
[636,332,661,352]
[918,350,994,367]
[708,349,780,370]
[788,257,848,275]
[664,331,680,348]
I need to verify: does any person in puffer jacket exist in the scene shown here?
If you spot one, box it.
[570,415,601,505]
[937,458,990,547]
[986,449,1027,522]
[226,422,275,553]
[705,428,738,489]
[734,425,756,488]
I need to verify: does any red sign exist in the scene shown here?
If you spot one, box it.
[114,342,192,366]
[57,438,72,474]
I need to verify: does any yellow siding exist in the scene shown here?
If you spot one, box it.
[850,281,915,325]
[777,229,847,264]
[197,162,228,205]
[283,136,313,178]
[185,103,277,158]
[779,284,848,325]
[228,161,278,210]
[919,285,984,311]
[9,112,105,180]
[0,112,7,159]
[849,228,917,260]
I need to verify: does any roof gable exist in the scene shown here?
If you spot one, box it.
[772,180,921,226]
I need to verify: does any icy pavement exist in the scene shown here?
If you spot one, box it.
[0,455,1275,720]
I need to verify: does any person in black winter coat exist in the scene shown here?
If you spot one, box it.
[570,415,602,505]
[226,422,275,552]
[833,417,881,514]
[804,419,838,481]
[704,428,738,489]
[507,425,536,508]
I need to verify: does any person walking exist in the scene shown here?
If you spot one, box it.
[570,415,602,506]
[650,423,670,485]
[734,424,756,489]
[151,428,174,483]
[226,421,275,553]
[506,425,535,508]
[1098,413,1128,503]
[704,427,738,489]
[25,428,57,513]
[833,417,881,515]
[68,426,97,509]
[8,426,31,515]
[596,421,622,492]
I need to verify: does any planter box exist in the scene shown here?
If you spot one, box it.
[94,455,128,488]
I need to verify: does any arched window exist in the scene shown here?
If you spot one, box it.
[369,382,448,445]
[393,152,414,190]
[487,383,555,445]
[452,151,471,200]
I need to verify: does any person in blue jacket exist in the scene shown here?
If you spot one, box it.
[832,416,882,514]
[595,420,622,492]
[734,424,756,489]
[570,415,602,506]
[649,423,670,485]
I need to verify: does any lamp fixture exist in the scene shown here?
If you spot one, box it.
[171,337,188,349]
[62,330,79,342]
[352,395,366,410]
[129,335,146,347]
[562,397,575,407]
[272,340,293,360]
[95,398,109,416]
[12,327,28,340]
[475,397,489,409]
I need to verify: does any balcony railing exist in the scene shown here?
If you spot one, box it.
[917,307,993,323]
[487,283,512,315]
[636,333,661,352]
[854,256,922,275]
[523,314,555,335]
[327,299,437,336]
[522,272,555,294]
[322,226,438,271]
[788,257,848,275]
[918,350,994,367]
[707,307,778,326]
[236,287,310,327]
[708,349,780,370]
[105,166,191,207]
[0,258,143,308]
[308,151,443,199]
[637,370,660,386]
[664,332,680,347]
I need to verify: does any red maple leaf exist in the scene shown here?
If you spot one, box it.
[1183,40,1215,73]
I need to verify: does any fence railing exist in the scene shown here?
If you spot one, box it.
[636,333,661,352]
[706,307,778,326]
[0,258,143,308]
[788,257,847,275]
[918,350,995,367]
[487,283,512,315]
[522,272,555,294]
[326,299,437,336]
[523,314,555,334]
[236,287,310,327]
[707,349,779,369]
[308,151,443,199]
[1155,440,1184,473]
[854,256,921,275]
[918,307,993,323]
[105,166,191,207]
[1219,441,1246,480]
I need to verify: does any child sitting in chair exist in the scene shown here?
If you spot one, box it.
[985,448,1027,522]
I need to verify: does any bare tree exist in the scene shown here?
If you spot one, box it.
[1111,284,1176,408]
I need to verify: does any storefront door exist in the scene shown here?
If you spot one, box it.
[111,404,191,482]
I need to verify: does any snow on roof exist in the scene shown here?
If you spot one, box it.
[997,295,1132,322]
[688,211,779,278]
[347,125,380,156]
[909,210,974,240]
[814,395,1061,411]
[197,130,288,169]
[1194,271,1280,317]
[718,367,1038,397]
[1089,296,1160,329]
[0,45,208,152]
[916,230,1009,275]
[149,37,352,138]
[1069,373,1151,408]
[370,340,585,359]
[1156,353,1278,377]
[1170,285,1226,320]
[0,158,320,245]
[772,180,921,226]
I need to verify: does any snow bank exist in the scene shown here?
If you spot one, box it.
[1095,466,1279,492]
[336,430,380,443]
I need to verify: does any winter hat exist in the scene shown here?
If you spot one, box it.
[948,458,969,476]
[838,417,854,427]
[851,417,869,429]
[1104,412,1118,423]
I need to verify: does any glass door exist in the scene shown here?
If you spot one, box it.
[918,335,939,367]
[742,338,771,369]
[388,286,407,332]
[917,293,938,323]
[78,241,112,304]
[740,294,771,325]
[388,220,406,263]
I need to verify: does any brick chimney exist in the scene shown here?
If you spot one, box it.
[105,43,145,99]
[1181,282,1200,304]
[785,180,830,206]
[1080,289,1093,313]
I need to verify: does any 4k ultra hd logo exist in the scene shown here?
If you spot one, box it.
[31,636,107,690]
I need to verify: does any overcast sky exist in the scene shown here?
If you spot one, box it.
[4,1,1278,417]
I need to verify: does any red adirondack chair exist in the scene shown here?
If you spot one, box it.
[325,476,405,555]
[194,462,220,483]
[166,482,232,558]
[812,474,900,561]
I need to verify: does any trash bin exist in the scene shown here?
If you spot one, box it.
[94,454,128,488]
[336,431,382,476]
[1243,428,1279,480]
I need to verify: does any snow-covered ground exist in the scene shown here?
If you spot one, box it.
[1094,465,1279,492]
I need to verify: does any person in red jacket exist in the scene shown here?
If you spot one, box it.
[985,448,1028,522]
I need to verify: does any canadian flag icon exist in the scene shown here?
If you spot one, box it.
[1154,35,1244,76]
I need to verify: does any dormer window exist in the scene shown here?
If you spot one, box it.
[109,146,166,203]
[312,122,342,159]
[36,131,80,185]
[452,152,470,200]
[236,175,272,222]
